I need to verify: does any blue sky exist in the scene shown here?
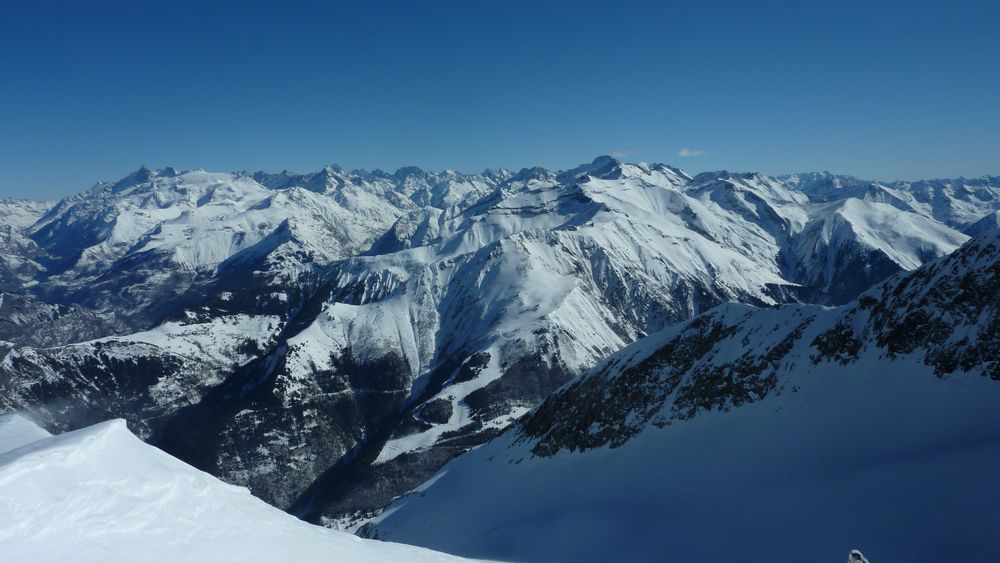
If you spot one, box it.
[1,0,998,199]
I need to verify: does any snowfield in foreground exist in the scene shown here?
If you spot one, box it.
[0,414,475,563]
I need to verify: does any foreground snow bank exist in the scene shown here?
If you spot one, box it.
[0,415,475,562]
[0,413,51,454]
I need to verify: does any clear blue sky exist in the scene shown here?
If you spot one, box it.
[1,0,998,199]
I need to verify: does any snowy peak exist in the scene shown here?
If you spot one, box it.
[778,170,871,199]
[510,165,555,183]
[556,156,692,188]
[822,198,967,269]
[558,155,622,181]
[111,165,157,192]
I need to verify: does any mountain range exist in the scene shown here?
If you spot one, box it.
[2,156,999,533]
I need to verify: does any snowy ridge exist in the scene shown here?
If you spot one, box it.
[0,313,281,437]
[0,199,53,231]
[800,198,966,271]
[0,413,51,454]
[781,171,1000,226]
[6,166,502,334]
[963,210,1000,237]
[786,198,969,302]
[0,415,476,562]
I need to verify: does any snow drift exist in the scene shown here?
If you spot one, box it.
[0,414,473,562]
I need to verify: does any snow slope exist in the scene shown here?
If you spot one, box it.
[372,366,1000,562]
[0,413,51,454]
[368,229,1000,562]
[0,416,475,562]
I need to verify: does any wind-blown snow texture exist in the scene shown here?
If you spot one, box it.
[0,413,51,454]
[2,158,999,525]
[0,413,474,562]
[368,229,1000,562]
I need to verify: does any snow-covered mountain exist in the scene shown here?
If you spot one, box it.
[963,210,1000,237]
[0,413,474,562]
[785,198,968,302]
[2,157,999,528]
[367,227,1000,562]
[0,198,53,231]
[0,198,51,292]
[780,172,1000,227]
[23,166,481,333]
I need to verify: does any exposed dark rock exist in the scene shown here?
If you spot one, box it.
[415,399,453,424]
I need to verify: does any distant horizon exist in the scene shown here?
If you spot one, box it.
[5,155,1000,203]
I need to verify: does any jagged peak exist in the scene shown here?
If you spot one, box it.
[510,166,554,183]
[646,162,691,179]
[558,155,623,182]
[393,166,426,180]
[590,154,620,167]
[478,167,514,186]
[105,166,201,194]
[362,168,392,179]
[111,165,158,192]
